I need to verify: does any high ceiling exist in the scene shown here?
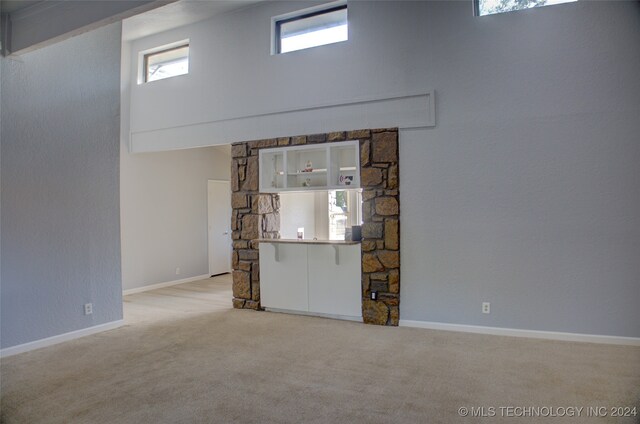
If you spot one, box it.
[122,0,264,41]
[0,0,45,14]
[0,0,264,55]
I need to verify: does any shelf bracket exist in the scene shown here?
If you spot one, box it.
[333,245,340,265]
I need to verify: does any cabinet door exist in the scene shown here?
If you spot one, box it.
[329,141,360,188]
[259,243,309,311]
[260,150,286,192]
[307,244,362,318]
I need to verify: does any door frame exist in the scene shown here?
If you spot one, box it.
[207,179,232,276]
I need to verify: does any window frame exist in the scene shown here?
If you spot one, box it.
[473,0,577,17]
[143,44,189,83]
[328,189,362,241]
[272,1,347,55]
[473,0,481,17]
[137,39,190,85]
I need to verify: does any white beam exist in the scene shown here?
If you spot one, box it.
[6,0,177,55]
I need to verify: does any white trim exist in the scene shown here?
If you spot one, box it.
[130,90,435,152]
[270,0,348,55]
[272,0,347,30]
[207,179,232,276]
[123,274,210,296]
[1,320,124,358]
[399,320,640,346]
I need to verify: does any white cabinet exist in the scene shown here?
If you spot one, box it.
[286,146,328,189]
[259,243,309,311]
[259,140,360,192]
[307,245,362,317]
[259,242,362,320]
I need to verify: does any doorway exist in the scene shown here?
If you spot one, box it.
[208,180,232,276]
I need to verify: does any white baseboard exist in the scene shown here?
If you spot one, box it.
[399,320,640,346]
[1,320,124,358]
[123,274,210,296]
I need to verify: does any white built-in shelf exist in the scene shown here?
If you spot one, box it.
[287,169,328,176]
[259,140,360,192]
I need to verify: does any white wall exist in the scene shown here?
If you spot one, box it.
[1,24,123,349]
[120,145,230,291]
[123,1,640,337]
[279,191,329,240]
[125,0,434,151]
[120,35,231,291]
[280,192,317,240]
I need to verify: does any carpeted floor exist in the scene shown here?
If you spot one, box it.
[1,275,639,423]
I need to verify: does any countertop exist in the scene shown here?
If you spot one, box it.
[256,238,360,245]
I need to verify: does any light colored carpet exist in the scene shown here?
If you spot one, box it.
[1,275,639,423]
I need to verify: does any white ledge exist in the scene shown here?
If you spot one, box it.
[130,90,435,152]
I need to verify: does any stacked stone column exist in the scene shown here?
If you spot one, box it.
[230,140,281,310]
[359,129,400,325]
[230,129,400,326]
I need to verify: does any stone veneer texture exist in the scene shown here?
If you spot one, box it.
[230,129,400,326]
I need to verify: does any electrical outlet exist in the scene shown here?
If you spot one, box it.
[371,291,377,300]
[482,302,490,314]
[84,303,93,315]
[175,267,181,275]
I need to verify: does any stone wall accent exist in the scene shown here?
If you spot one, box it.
[359,129,400,326]
[230,129,400,326]
[230,139,280,311]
